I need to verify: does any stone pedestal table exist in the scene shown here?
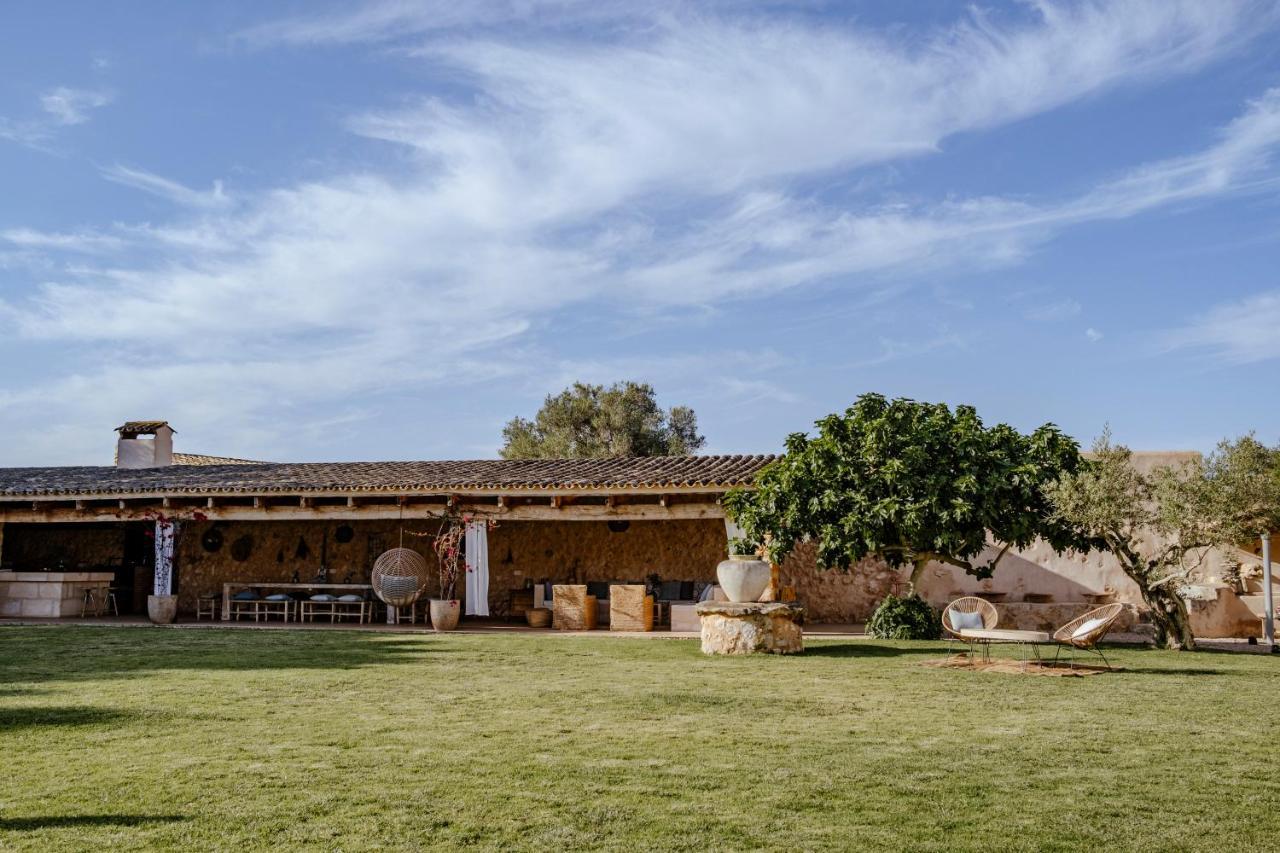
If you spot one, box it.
[695,600,805,655]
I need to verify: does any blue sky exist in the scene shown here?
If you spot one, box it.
[2,1,1280,466]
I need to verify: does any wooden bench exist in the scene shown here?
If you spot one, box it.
[230,598,292,622]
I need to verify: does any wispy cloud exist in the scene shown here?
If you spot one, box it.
[1163,290,1280,363]
[40,87,112,125]
[2,1,1278,462]
[101,164,231,209]
[0,85,113,149]
[1,228,125,254]
[1085,327,1104,342]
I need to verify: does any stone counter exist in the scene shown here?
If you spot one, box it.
[696,600,805,655]
[0,570,115,618]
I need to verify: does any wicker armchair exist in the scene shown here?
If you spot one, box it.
[942,597,999,661]
[1052,603,1125,670]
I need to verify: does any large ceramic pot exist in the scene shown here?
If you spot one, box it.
[147,594,178,624]
[716,557,771,603]
[429,598,461,632]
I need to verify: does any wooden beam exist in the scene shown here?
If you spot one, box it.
[550,495,562,509]
[207,497,215,509]
[659,495,669,508]
[162,497,173,509]
[299,496,311,508]
[0,500,726,524]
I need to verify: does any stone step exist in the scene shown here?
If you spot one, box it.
[1239,595,1277,619]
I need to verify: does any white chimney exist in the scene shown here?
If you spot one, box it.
[116,421,176,468]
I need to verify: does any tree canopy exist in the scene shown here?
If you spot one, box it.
[500,381,705,459]
[723,393,1087,591]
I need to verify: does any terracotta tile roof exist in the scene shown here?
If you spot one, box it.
[116,420,173,435]
[0,455,776,498]
[172,453,261,466]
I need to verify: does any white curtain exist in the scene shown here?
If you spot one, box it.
[464,521,490,616]
[154,520,178,596]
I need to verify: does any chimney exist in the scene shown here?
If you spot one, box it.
[115,421,176,468]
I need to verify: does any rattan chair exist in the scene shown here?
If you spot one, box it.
[1053,603,1125,670]
[942,596,999,662]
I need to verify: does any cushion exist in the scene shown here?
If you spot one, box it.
[659,581,684,601]
[310,594,336,602]
[264,593,290,601]
[1071,616,1108,641]
[679,581,695,601]
[950,609,984,631]
[232,590,260,601]
[337,594,363,602]
[698,584,719,603]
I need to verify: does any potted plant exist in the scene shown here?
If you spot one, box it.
[716,535,771,602]
[428,520,465,631]
[145,509,207,624]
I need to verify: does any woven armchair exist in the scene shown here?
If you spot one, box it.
[1053,603,1124,670]
[942,597,999,661]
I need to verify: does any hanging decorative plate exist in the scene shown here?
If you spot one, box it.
[230,535,254,562]
[335,524,354,544]
[201,528,224,552]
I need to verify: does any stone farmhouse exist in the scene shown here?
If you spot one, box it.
[0,422,1268,638]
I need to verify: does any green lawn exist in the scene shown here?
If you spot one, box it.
[0,627,1277,851]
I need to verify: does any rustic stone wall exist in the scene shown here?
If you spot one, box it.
[172,517,726,615]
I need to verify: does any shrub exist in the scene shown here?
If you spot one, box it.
[866,594,942,640]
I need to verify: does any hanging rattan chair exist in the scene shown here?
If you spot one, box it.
[372,547,429,610]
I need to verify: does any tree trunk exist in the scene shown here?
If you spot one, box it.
[907,559,928,597]
[1133,578,1197,651]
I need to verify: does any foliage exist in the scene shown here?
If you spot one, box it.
[726,536,761,557]
[1200,434,1280,542]
[1046,430,1219,650]
[866,594,942,640]
[500,381,704,458]
[723,393,1087,591]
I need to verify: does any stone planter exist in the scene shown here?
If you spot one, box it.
[716,557,771,603]
[429,598,460,631]
[147,594,178,624]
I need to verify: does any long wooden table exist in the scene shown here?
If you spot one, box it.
[221,582,373,621]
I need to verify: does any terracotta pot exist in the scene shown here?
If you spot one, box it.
[716,558,771,603]
[147,594,178,624]
[429,598,461,631]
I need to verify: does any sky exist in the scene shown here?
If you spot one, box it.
[2,0,1280,466]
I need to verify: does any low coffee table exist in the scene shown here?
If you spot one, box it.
[959,628,1052,668]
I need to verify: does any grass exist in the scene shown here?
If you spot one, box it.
[1,627,1278,851]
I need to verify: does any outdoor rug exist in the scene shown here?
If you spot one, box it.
[923,655,1115,676]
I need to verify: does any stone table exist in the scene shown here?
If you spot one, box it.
[695,600,805,655]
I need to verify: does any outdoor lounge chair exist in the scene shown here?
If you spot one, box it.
[942,596,999,661]
[1052,603,1125,670]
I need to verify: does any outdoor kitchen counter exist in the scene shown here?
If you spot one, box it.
[0,570,115,618]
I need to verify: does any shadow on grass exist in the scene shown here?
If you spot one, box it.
[802,643,939,658]
[0,814,186,831]
[0,705,145,731]
[0,626,441,684]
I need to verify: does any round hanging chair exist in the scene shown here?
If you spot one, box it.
[372,547,428,607]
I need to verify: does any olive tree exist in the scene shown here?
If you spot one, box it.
[1047,432,1219,650]
[723,393,1087,594]
[501,381,704,459]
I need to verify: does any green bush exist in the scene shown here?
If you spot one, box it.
[866,594,942,640]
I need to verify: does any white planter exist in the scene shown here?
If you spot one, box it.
[147,594,178,624]
[716,558,771,603]
[429,598,461,631]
